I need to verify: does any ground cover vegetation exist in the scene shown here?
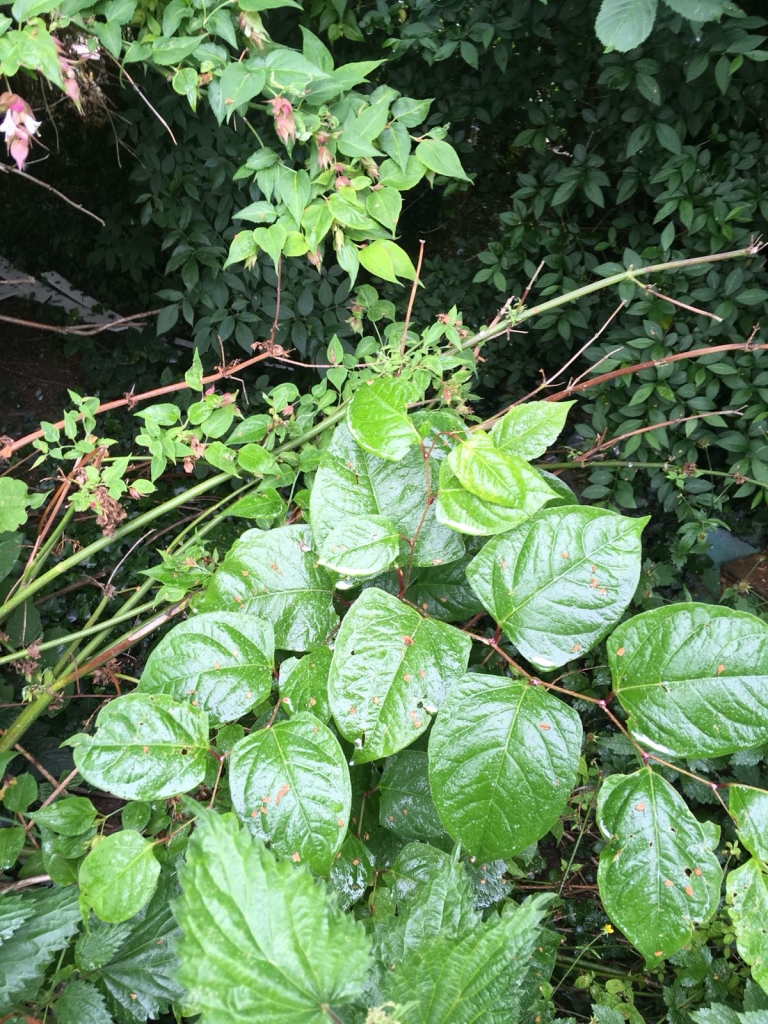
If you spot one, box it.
[1,0,768,1022]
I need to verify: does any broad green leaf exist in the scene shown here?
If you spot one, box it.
[691,1007,768,1024]
[365,186,403,232]
[358,240,417,283]
[217,64,266,120]
[239,0,301,8]
[54,980,113,1024]
[447,432,557,507]
[379,123,411,172]
[597,767,721,962]
[406,555,483,622]
[32,796,96,836]
[137,612,274,725]
[429,673,582,858]
[174,809,371,1022]
[329,834,375,910]
[0,887,81,1012]
[278,166,311,226]
[595,0,658,51]
[79,831,161,924]
[414,139,470,181]
[730,785,768,861]
[727,857,768,995]
[328,587,471,762]
[227,489,286,524]
[0,828,24,871]
[378,155,427,190]
[229,714,351,873]
[225,230,259,268]
[66,693,210,800]
[379,750,447,840]
[149,35,202,66]
[317,513,399,576]
[436,462,541,536]
[347,377,421,461]
[663,0,726,19]
[490,401,575,460]
[391,95,432,127]
[232,201,277,224]
[467,507,647,668]
[610,605,768,758]
[12,0,60,19]
[310,422,465,569]
[0,479,44,532]
[0,532,20,586]
[202,525,338,651]
[279,646,332,721]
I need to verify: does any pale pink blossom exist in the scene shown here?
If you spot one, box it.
[315,132,333,170]
[0,93,41,171]
[335,175,352,189]
[53,37,81,107]
[269,96,295,145]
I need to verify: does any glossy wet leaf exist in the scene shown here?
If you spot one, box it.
[0,532,20,586]
[278,645,332,721]
[329,834,375,911]
[67,693,210,800]
[727,857,768,994]
[379,750,446,840]
[597,767,722,962]
[328,587,471,763]
[174,809,371,1023]
[490,401,575,460]
[310,422,464,568]
[346,377,421,461]
[436,462,539,536]
[137,612,274,725]
[406,554,482,622]
[610,604,768,758]
[229,714,350,873]
[447,432,557,507]
[31,796,97,836]
[317,513,399,576]
[79,831,161,924]
[730,785,768,861]
[467,507,647,668]
[429,673,582,858]
[202,524,338,651]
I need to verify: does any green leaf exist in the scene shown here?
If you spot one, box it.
[391,96,432,127]
[229,714,350,872]
[0,479,44,532]
[310,422,465,569]
[347,377,421,461]
[202,525,338,651]
[366,185,403,231]
[278,646,332,721]
[358,239,417,284]
[595,0,658,52]
[447,432,557,507]
[727,857,768,995]
[225,230,259,268]
[67,693,210,800]
[328,587,471,762]
[662,0,726,19]
[436,462,542,536]
[232,200,277,225]
[79,831,161,924]
[137,612,274,725]
[317,513,399,576]
[0,532,21,586]
[0,887,81,1012]
[174,809,371,1021]
[54,980,113,1024]
[0,828,24,871]
[414,139,470,181]
[379,750,446,840]
[329,834,375,910]
[429,673,582,858]
[218,63,266,120]
[278,166,311,226]
[730,785,768,861]
[379,123,411,173]
[467,507,647,668]
[597,767,721,962]
[655,121,682,154]
[610,604,768,758]
[228,489,286,524]
[405,555,482,622]
[32,796,96,836]
[149,35,202,66]
[12,0,60,19]
[490,401,575,460]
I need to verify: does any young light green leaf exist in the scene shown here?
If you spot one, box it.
[379,750,447,840]
[202,525,338,651]
[328,587,471,763]
[429,673,582,858]
[137,612,274,725]
[317,513,399,576]
[0,478,45,533]
[467,507,647,668]
[217,63,266,120]
[358,239,417,283]
[279,646,332,721]
[174,809,371,1022]
[227,488,286,524]
[490,401,575,460]
[597,767,721,962]
[436,461,549,536]
[66,693,210,800]
[79,831,161,924]
[730,785,768,861]
[447,432,557,507]
[610,605,768,758]
[229,714,351,873]
[347,378,422,462]
[727,857,768,995]
[414,139,470,181]
[310,422,465,568]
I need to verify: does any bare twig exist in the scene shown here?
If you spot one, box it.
[0,308,156,336]
[0,874,52,893]
[105,53,177,144]
[0,162,106,226]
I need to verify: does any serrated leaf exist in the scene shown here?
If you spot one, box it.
[67,693,210,800]
[405,555,482,622]
[447,432,557,507]
[429,673,582,858]
[318,513,399,576]
[328,587,471,763]
[379,750,446,840]
[595,0,658,51]
[347,378,421,462]
[202,525,338,651]
[310,422,465,569]
[597,767,721,962]
[137,612,274,725]
[279,646,332,721]
[490,401,575,460]
[730,785,768,861]
[414,139,470,181]
[54,980,113,1024]
[727,857,768,995]
[229,714,350,873]
[435,462,540,536]
[174,809,371,1022]
[80,832,161,924]
[610,604,768,758]
[467,507,647,668]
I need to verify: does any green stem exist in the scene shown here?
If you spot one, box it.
[19,503,77,591]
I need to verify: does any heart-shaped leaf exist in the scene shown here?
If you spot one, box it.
[346,378,421,461]
[467,507,647,668]
[610,604,768,757]
[429,673,582,858]
[597,767,722,962]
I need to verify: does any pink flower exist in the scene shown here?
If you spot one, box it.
[53,37,81,107]
[0,93,41,171]
[269,96,295,146]
[307,248,323,270]
[335,175,352,189]
[315,132,333,170]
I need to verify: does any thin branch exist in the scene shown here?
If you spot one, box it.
[0,308,157,336]
[105,53,177,144]
[577,408,743,462]
[0,875,52,893]
[0,162,106,226]
[400,238,426,357]
[644,286,722,322]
